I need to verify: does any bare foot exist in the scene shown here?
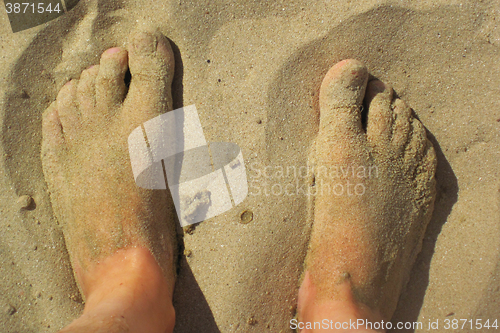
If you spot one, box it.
[298,60,437,330]
[41,30,177,333]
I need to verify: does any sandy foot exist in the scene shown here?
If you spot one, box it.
[299,59,437,323]
[41,30,177,332]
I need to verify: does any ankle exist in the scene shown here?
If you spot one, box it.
[80,247,175,333]
[298,271,385,332]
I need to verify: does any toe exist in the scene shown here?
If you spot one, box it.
[421,145,438,186]
[414,143,437,209]
[96,47,128,110]
[56,80,81,138]
[77,65,99,118]
[405,118,428,163]
[365,79,394,146]
[391,99,412,150]
[319,59,368,138]
[124,30,174,124]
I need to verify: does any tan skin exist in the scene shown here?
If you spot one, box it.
[42,30,436,332]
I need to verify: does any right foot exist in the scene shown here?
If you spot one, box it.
[41,30,177,333]
[298,60,437,327]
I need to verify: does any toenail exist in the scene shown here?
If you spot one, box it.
[133,32,158,54]
[64,80,72,86]
[337,60,349,67]
[104,47,122,55]
[336,59,361,70]
[331,60,349,71]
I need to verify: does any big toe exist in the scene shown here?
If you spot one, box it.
[319,59,369,137]
[125,30,175,123]
[95,47,129,110]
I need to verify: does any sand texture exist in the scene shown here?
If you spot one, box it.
[0,0,499,332]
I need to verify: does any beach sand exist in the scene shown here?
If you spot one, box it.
[0,0,499,332]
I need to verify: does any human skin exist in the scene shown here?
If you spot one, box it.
[41,28,435,331]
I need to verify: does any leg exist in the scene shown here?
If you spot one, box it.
[297,60,437,332]
[41,30,176,333]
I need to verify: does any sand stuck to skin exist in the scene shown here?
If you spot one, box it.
[0,1,499,332]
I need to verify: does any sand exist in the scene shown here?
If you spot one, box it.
[0,0,499,332]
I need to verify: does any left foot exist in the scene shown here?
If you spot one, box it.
[298,59,437,329]
[41,30,177,333]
